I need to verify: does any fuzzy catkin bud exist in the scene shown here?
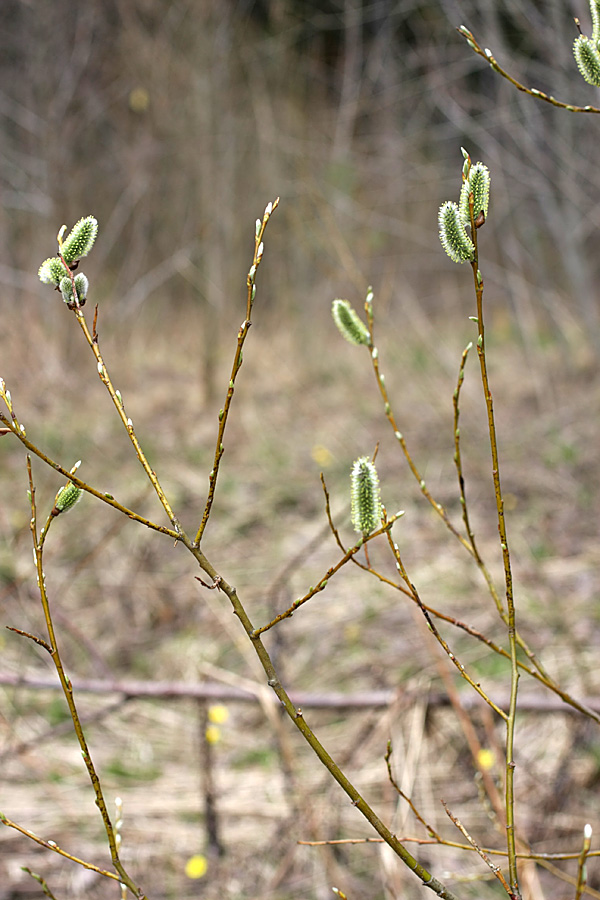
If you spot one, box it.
[54,481,83,513]
[459,162,491,225]
[573,34,600,86]
[61,216,98,265]
[59,273,89,304]
[74,273,89,300]
[350,457,381,536]
[438,201,475,264]
[38,257,70,286]
[332,299,370,346]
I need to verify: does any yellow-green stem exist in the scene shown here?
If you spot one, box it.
[0,414,179,539]
[184,539,463,900]
[28,462,146,899]
[73,307,182,535]
[470,200,520,899]
[364,297,550,692]
[456,26,600,115]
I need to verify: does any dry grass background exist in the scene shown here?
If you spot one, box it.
[1,1,600,898]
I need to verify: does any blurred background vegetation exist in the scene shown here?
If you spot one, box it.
[2,0,600,351]
[1,1,600,899]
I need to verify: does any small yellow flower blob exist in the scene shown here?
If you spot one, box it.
[205,725,221,744]
[129,87,150,113]
[185,854,208,879]
[208,704,229,725]
[344,623,361,644]
[477,748,495,771]
[311,444,334,467]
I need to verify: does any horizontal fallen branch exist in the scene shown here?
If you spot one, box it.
[1,671,597,714]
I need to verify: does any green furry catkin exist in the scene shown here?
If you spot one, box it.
[61,216,98,265]
[332,299,370,346]
[59,273,89,304]
[439,152,491,264]
[54,481,83,514]
[350,457,381,536]
[38,257,70,286]
[438,201,475,264]
[459,162,491,224]
[573,34,600,86]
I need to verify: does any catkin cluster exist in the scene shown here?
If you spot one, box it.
[38,216,98,305]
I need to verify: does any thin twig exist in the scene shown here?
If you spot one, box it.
[575,824,593,900]
[297,836,600,863]
[429,629,507,830]
[194,198,280,546]
[385,530,508,721]
[385,741,442,841]
[252,516,401,637]
[362,295,553,688]
[321,473,351,555]
[456,25,600,115]
[71,301,182,535]
[365,296,474,554]
[0,410,179,539]
[442,801,514,897]
[323,439,598,723]
[5,626,52,653]
[21,868,59,900]
[452,342,480,554]
[0,814,121,883]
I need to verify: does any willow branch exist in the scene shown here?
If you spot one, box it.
[456,25,600,114]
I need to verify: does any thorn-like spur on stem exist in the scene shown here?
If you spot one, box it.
[5,626,52,653]
[195,574,223,592]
